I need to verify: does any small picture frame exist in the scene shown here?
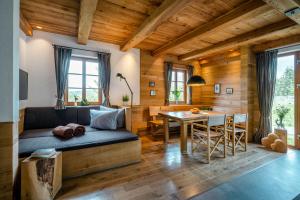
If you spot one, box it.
[214,84,221,94]
[149,81,155,87]
[226,88,233,94]
[150,90,156,96]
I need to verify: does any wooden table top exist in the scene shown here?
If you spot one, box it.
[159,111,228,121]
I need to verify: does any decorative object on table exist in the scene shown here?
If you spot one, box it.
[150,90,156,96]
[214,83,221,94]
[74,95,79,106]
[80,98,89,106]
[187,75,206,86]
[21,151,62,200]
[171,90,181,104]
[261,131,287,153]
[116,73,133,108]
[226,88,233,94]
[190,108,200,114]
[122,94,129,106]
[149,81,155,87]
[274,104,290,129]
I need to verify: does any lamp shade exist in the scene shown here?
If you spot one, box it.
[187,75,206,86]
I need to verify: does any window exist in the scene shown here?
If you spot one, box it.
[65,57,101,105]
[169,69,187,104]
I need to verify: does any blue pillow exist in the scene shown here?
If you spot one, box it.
[100,106,125,128]
[90,109,119,130]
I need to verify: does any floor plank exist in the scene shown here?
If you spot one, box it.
[56,135,283,200]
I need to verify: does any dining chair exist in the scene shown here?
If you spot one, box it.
[191,115,227,163]
[226,114,248,156]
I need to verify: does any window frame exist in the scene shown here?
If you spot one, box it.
[169,68,187,105]
[65,56,102,105]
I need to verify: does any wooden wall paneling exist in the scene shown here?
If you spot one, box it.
[0,122,18,199]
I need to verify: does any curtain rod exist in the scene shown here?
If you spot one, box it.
[266,43,300,52]
[52,44,110,54]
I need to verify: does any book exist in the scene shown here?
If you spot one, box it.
[31,148,56,158]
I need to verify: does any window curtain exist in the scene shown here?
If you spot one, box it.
[187,65,194,104]
[54,45,72,110]
[164,62,173,105]
[98,52,111,107]
[254,50,278,143]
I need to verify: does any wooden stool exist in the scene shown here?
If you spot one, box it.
[21,152,62,200]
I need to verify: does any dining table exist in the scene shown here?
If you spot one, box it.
[159,110,228,154]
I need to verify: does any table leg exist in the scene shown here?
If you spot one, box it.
[180,121,188,154]
[164,117,169,143]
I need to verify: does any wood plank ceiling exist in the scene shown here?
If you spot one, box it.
[20,0,300,60]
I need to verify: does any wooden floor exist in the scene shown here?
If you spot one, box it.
[56,135,282,200]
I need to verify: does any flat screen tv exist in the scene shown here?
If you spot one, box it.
[19,69,28,100]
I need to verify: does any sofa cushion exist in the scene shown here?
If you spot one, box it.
[100,106,125,128]
[77,106,100,125]
[24,107,78,130]
[90,109,119,130]
[19,128,138,157]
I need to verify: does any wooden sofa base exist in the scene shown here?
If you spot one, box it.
[62,139,141,179]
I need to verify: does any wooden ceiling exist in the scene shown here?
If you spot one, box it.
[20,0,300,60]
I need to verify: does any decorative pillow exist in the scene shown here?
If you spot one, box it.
[100,106,125,128]
[90,109,119,130]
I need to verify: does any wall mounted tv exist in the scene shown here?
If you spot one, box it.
[19,69,28,100]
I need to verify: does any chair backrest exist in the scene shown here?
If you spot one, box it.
[233,113,247,123]
[149,106,161,117]
[208,115,226,127]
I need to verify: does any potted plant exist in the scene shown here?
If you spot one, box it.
[74,95,79,106]
[171,90,181,104]
[80,98,89,106]
[275,104,290,129]
[122,94,129,106]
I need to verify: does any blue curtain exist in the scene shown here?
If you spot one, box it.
[254,50,278,143]
[187,65,194,104]
[54,45,72,110]
[164,62,173,105]
[98,52,111,107]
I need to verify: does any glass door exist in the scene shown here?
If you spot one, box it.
[272,54,295,146]
[295,52,300,149]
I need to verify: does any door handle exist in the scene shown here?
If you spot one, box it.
[297,83,300,89]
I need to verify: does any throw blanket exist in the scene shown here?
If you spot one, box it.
[66,123,85,136]
[52,126,73,139]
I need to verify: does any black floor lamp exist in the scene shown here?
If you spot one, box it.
[116,73,133,108]
[117,73,133,132]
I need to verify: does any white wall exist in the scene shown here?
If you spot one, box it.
[20,31,140,107]
[0,0,19,122]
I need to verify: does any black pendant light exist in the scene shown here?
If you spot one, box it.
[187,75,206,86]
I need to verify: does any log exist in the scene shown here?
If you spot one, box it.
[21,152,62,200]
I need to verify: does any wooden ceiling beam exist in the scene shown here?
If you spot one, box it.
[78,0,98,44]
[179,19,298,61]
[152,0,266,56]
[262,0,300,25]
[253,34,300,52]
[120,0,190,51]
[20,11,32,36]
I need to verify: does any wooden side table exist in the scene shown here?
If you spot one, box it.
[21,152,62,200]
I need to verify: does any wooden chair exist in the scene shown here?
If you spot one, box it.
[191,115,227,163]
[226,114,248,156]
[149,106,164,135]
